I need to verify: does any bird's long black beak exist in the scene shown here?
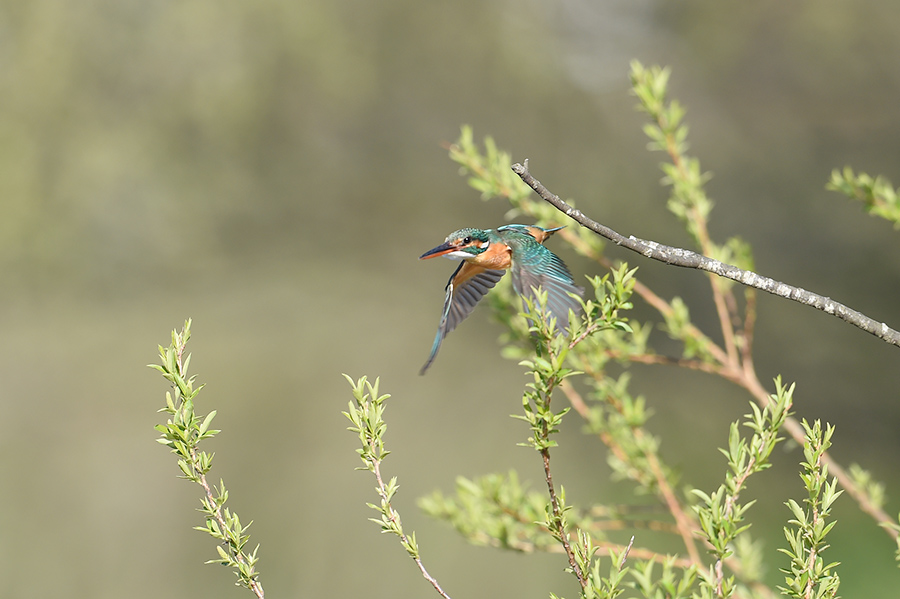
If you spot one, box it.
[419,241,459,260]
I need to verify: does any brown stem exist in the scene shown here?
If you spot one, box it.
[637,428,703,566]
[524,536,693,568]
[559,380,703,568]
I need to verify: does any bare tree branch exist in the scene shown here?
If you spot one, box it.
[511,161,900,348]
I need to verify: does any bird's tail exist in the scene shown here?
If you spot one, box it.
[419,329,444,375]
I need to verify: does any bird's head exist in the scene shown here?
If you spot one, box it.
[419,228,491,261]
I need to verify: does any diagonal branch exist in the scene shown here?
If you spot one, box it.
[511,162,900,543]
[511,161,900,348]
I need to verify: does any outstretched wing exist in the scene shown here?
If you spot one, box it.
[420,263,506,375]
[509,245,583,331]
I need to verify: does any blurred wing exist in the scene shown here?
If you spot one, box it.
[509,246,583,331]
[420,263,506,375]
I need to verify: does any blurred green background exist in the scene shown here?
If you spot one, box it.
[2,0,900,597]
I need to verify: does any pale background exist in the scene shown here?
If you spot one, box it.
[2,1,900,597]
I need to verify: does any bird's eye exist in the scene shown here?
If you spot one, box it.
[462,236,471,244]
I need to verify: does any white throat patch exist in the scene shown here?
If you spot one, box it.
[445,250,473,261]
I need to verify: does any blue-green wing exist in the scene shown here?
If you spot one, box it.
[420,264,506,375]
[508,244,583,331]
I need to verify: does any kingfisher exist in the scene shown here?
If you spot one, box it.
[419,224,583,374]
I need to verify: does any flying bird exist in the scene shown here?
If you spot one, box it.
[419,224,583,374]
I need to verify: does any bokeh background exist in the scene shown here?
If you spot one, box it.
[2,0,900,597]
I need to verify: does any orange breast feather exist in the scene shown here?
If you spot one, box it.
[469,242,512,270]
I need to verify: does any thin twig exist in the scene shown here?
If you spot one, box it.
[512,161,900,348]
[517,535,691,568]
[558,380,650,488]
[661,122,742,367]
[195,470,264,599]
[619,535,635,570]
[371,457,453,599]
[541,444,587,588]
